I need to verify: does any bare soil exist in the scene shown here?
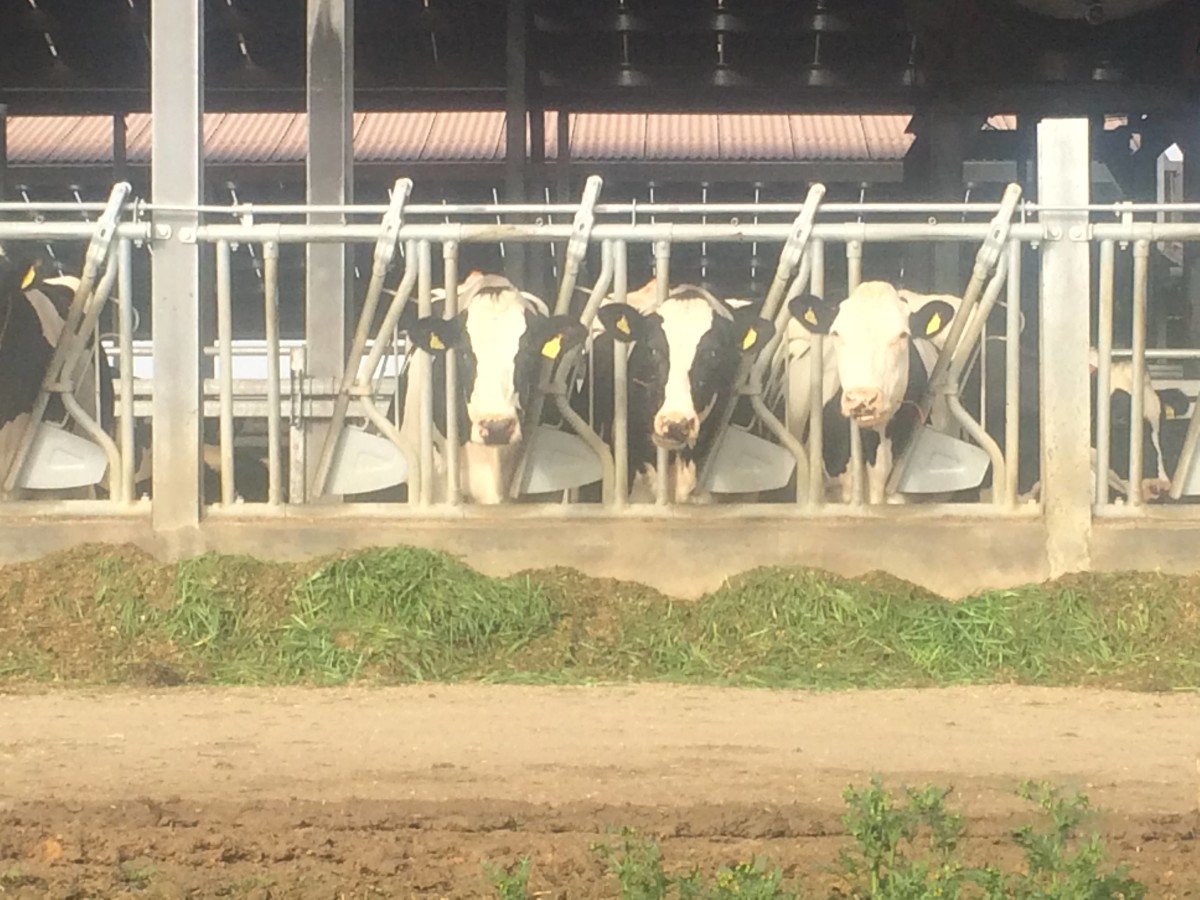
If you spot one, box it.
[0,683,1198,898]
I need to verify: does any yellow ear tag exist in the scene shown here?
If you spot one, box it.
[616,315,631,335]
[1166,406,1177,420]
[429,333,446,351]
[21,266,35,290]
[541,333,563,360]
[741,327,758,351]
[926,311,942,336]
[803,308,818,326]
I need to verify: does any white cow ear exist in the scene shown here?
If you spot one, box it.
[910,300,955,339]
[787,294,836,334]
[597,303,643,343]
[408,316,464,355]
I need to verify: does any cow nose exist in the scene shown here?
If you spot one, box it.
[655,414,699,447]
[842,388,883,419]
[477,417,518,446]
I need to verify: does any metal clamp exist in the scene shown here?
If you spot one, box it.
[971,182,1022,279]
[759,183,826,323]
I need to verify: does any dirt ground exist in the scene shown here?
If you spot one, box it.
[1,683,1199,898]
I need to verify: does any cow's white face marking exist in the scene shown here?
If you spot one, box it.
[828,282,912,429]
[463,288,531,445]
[655,297,718,436]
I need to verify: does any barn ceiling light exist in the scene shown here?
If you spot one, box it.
[42,31,58,60]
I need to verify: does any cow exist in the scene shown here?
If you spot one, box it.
[0,255,118,500]
[961,337,1192,504]
[785,281,957,504]
[397,271,587,504]
[582,282,776,503]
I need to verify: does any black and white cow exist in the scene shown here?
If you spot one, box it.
[0,256,117,499]
[786,281,956,504]
[961,338,1192,503]
[584,282,775,503]
[399,271,587,504]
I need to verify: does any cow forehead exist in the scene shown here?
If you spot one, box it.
[833,282,908,337]
[656,297,717,346]
[463,290,532,353]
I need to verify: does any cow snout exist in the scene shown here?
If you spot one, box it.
[1141,477,1171,503]
[475,416,520,446]
[841,388,885,424]
[653,414,699,450]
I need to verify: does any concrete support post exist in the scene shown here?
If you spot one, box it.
[1037,118,1093,576]
[150,0,204,533]
[306,0,354,499]
[555,110,571,203]
[504,0,528,286]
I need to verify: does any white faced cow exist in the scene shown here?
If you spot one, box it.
[787,281,956,504]
[587,283,775,503]
[401,271,586,504]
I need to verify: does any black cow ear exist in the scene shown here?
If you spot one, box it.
[737,317,776,354]
[408,315,464,355]
[597,302,644,343]
[910,300,955,340]
[787,293,836,334]
[537,315,587,361]
[1159,388,1191,420]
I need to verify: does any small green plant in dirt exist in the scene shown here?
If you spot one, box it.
[484,855,532,900]
[970,781,1147,899]
[592,826,673,900]
[838,775,969,899]
[677,856,798,900]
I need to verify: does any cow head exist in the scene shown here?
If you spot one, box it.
[407,274,586,447]
[597,285,774,451]
[789,281,954,429]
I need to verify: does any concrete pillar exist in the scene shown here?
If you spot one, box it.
[150,0,204,532]
[305,0,354,500]
[504,0,528,286]
[1037,118,1093,576]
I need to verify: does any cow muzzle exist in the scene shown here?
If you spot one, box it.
[473,416,521,446]
[653,414,699,450]
[841,388,887,428]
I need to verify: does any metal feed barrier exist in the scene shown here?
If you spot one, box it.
[4,181,1200,529]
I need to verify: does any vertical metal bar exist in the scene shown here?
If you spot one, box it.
[306,0,354,495]
[216,240,235,507]
[1004,239,1022,508]
[117,237,134,505]
[807,238,825,508]
[654,239,670,506]
[1129,239,1149,507]
[1036,118,1092,576]
[1095,239,1115,509]
[289,346,308,504]
[504,0,528,285]
[846,239,864,506]
[443,241,461,506]
[264,241,283,506]
[150,0,203,531]
[0,104,8,203]
[613,240,629,509]
[417,240,434,507]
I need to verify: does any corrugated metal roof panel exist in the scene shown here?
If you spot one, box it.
[207,112,296,164]
[985,114,1018,130]
[571,113,646,161]
[425,111,504,161]
[541,110,559,160]
[8,117,86,165]
[645,114,720,160]
[274,112,367,162]
[718,115,794,161]
[124,113,152,163]
[790,115,869,160]
[861,115,914,159]
[356,111,436,162]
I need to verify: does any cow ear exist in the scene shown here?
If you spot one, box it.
[910,300,955,339]
[737,317,776,354]
[787,293,836,334]
[408,315,464,355]
[597,302,644,343]
[537,315,587,361]
[1159,388,1191,420]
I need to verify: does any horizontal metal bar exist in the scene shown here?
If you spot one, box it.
[194,221,1049,245]
[1090,223,1200,241]
[0,222,150,240]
